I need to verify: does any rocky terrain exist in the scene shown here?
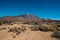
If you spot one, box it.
[0,14,60,40]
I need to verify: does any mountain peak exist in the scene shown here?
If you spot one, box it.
[24,13,32,16]
[19,14,40,19]
[21,14,33,17]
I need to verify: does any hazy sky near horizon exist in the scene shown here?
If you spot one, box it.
[0,0,60,20]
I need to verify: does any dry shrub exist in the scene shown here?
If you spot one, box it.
[0,22,2,25]
[56,24,60,31]
[56,27,60,31]
[8,26,21,35]
[13,35,16,38]
[30,24,58,32]
[16,25,26,35]
[39,26,49,32]
[22,22,28,24]
[57,24,60,27]
[21,25,26,31]
[8,25,26,35]
[0,28,6,30]
[51,31,60,38]
[46,26,56,31]
[8,26,18,32]
[30,25,49,32]
[40,25,57,32]
[30,25,41,31]
[2,20,10,24]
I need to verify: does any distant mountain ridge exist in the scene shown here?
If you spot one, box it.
[0,14,60,25]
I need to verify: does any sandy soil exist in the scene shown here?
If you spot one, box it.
[0,24,59,40]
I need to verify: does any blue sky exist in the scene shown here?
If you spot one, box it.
[0,0,60,20]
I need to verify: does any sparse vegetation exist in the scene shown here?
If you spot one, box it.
[30,24,58,32]
[8,25,26,35]
[22,22,28,24]
[0,27,6,30]
[3,20,9,24]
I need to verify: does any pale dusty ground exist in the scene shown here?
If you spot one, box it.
[0,24,59,40]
